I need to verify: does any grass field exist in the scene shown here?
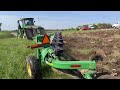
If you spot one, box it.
[0,31,73,79]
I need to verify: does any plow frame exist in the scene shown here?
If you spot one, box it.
[31,34,97,79]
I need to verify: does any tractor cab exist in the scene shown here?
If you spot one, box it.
[17,18,46,40]
[18,18,35,29]
[21,18,35,27]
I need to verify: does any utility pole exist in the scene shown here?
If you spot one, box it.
[0,19,1,31]
[38,16,39,21]
[8,25,10,30]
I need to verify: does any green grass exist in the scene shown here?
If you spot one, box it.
[0,31,15,39]
[0,38,34,79]
[41,65,73,79]
[0,31,72,79]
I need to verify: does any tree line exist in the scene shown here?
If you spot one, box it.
[78,23,112,30]
[92,23,112,29]
[57,23,113,31]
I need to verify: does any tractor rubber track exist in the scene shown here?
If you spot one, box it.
[51,32,64,56]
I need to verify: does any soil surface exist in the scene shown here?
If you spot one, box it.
[62,30,120,79]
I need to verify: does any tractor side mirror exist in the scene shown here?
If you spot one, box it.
[34,21,35,23]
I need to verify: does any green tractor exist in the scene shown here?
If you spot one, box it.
[17,18,46,40]
[0,23,2,31]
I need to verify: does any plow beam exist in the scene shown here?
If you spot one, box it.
[46,60,96,70]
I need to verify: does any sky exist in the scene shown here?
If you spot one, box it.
[0,11,120,30]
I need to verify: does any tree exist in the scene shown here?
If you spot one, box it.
[76,23,112,30]
[97,23,112,29]
[107,23,112,28]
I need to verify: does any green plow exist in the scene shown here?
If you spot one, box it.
[26,32,96,79]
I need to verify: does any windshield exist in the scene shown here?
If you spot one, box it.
[24,19,34,25]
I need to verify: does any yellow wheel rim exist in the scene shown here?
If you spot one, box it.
[27,63,32,77]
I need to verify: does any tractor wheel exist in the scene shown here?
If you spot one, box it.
[37,29,46,35]
[33,29,37,36]
[25,29,34,40]
[26,55,42,79]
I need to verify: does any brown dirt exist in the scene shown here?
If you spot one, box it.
[63,30,120,79]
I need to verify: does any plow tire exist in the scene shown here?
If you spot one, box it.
[26,55,42,79]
